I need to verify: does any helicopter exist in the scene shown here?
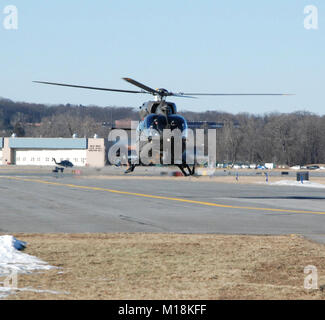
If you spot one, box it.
[34,78,291,176]
[52,158,74,173]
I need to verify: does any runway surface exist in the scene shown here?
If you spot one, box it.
[1,170,325,243]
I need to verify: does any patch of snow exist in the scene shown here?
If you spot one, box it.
[0,235,55,299]
[270,180,325,189]
[0,286,69,299]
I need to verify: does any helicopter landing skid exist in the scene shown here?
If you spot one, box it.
[177,164,195,177]
[124,164,195,176]
[124,164,136,174]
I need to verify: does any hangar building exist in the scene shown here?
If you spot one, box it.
[0,137,107,167]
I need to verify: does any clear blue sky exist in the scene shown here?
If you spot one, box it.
[0,0,324,115]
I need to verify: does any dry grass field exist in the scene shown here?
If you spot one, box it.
[2,233,325,300]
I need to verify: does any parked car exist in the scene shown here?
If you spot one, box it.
[307,165,320,170]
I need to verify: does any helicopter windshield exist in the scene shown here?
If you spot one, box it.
[168,115,187,131]
[144,115,167,132]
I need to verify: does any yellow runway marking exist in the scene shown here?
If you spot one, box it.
[1,176,325,215]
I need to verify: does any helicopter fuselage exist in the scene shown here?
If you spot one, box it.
[131,100,189,168]
[139,100,177,119]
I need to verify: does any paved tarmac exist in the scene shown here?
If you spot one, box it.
[0,167,325,242]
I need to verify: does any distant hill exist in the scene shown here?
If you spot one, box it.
[0,99,138,137]
[0,98,235,137]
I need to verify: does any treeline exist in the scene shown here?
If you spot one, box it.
[181,110,325,166]
[0,98,138,138]
[209,112,325,166]
[0,98,324,166]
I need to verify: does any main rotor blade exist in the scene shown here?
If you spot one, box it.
[179,93,294,96]
[169,93,198,99]
[122,78,158,95]
[33,81,148,94]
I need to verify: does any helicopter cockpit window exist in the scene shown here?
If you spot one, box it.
[144,115,167,131]
[169,116,188,131]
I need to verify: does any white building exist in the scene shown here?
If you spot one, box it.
[1,137,107,167]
